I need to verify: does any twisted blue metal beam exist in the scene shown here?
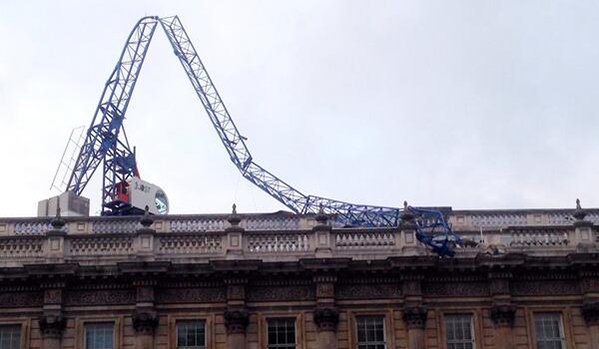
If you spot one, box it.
[159,16,400,227]
[67,16,159,214]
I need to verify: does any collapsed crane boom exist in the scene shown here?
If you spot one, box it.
[60,15,461,255]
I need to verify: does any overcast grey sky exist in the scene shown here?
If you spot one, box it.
[1,1,598,217]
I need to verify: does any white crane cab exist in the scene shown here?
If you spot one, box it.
[119,177,169,215]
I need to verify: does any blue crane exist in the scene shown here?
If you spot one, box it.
[63,15,462,256]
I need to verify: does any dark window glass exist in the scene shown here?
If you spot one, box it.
[267,318,296,349]
[535,313,564,349]
[356,316,386,349]
[84,323,114,349]
[0,325,21,349]
[445,314,474,349]
[176,320,206,349]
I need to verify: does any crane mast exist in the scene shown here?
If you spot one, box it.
[59,15,462,255]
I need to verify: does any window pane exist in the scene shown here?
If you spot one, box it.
[445,314,474,348]
[176,320,206,349]
[267,318,295,349]
[356,316,386,349]
[84,323,114,349]
[535,313,564,349]
[0,325,21,349]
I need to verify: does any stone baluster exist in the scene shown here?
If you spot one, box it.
[224,277,249,348]
[132,279,158,349]
[39,282,66,349]
[402,274,426,349]
[313,274,339,349]
[488,272,516,349]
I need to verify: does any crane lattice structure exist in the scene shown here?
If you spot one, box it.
[60,15,461,255]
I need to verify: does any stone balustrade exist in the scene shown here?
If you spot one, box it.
[0,207,596,267]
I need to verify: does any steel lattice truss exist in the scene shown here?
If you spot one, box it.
[67,15,405,226]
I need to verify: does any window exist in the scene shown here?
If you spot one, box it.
[0,325,21,349]
[84,323,114,349]
[176,320,206,349]
[534,313,565,349]
[445,314,474,349]
[267,318,296,349]
[356,316,386,349]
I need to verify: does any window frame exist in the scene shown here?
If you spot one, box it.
[349,310,394,349]
[527,308,573,349]
[0,319,28,349]
[75,317,121,349]
[259,312,303,349]
[532,312,567,349]
[83,322,116,349]
[168,314,213,349]
[437,310,481,349]
[443,313,475,349]
[266,317,297,349]
[355,315,387,349]
[175,319,207,349]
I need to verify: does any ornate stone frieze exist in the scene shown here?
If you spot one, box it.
[422,282,489,297]
[227,285,245,301]
[490,304,516,327]
[336,284,401,300]
[132,310,159,335]
[511,281,580,296]
[247,286,314,302]
[316,283,334,299]
[0,292,43,308]
[136,286,155,303]
[313,307,339,332]
[403,305,427,329]
[224,310,249,334]
[582,302,599,326]
[64,290,135,305]
[156,287,226,304]
[38,315,66,338]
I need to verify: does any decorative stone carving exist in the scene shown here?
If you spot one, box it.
[64,290,135,305]
[403,306,427,329]
[132,310,159,335]
[136,286,155,303]
[490,304,516,327]
[156,287,226,303]
[0,292,43,308]
[511,280,580,296]
[227,285,246,301]
[38,315,66,338]
[582,302,599,326]
[313,307,339,331]
[247,286,314,302]
[316,283,334,299]
[336,284,401,300]
[423,282,489,297]
[224,310,249,334]
[44,289,63,304]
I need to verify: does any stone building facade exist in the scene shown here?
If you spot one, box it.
[0,206,599,349]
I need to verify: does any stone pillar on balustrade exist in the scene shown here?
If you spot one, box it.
[135,208,156,260]
[572,199,595,251]
[401,275,427,349]
[44,208,67,264]
[488,271,516,349]
[224,277,249,349]
[313,274,339,349]
[225,204,244,258]
[313,204,333,258]
[398,202,421,255]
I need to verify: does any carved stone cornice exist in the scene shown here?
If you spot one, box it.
[132,310,158,335]
[38,315,66,338]
[490,303,516,327]
[403,305,427,329]
[224,310,249,334]
[582,302,599,326]
[313,307,339,332]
